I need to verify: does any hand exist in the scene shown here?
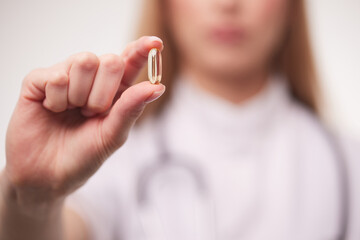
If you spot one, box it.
[4,36,165,208]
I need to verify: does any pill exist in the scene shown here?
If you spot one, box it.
[148,48,162,84]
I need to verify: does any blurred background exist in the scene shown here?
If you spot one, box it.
[0,0,359,168]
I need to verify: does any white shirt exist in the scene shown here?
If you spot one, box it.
[66,75,360,240]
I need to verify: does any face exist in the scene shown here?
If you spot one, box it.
[164,0,290,80]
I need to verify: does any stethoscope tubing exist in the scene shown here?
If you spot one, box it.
[136,114,350,240]
[315,120,350,240]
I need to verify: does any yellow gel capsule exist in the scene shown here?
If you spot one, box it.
[148,48,162,84]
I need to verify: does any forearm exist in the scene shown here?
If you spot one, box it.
[0,172,65,240]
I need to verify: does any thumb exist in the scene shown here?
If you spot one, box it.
[101,81,165,148]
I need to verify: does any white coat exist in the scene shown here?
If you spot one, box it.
[66,75,360,240]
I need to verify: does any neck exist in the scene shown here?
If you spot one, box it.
[180,65,269,105]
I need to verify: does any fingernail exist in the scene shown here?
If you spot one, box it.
[150,36,163,44]
[144,88,165,104]
[149,36,164,50]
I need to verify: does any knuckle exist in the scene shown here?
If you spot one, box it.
[138,36,148,43]
[24,68,43,79]
[23,68,44,84]
[126,51,144,69]
[48,71,69,87]
[74,52,99,71]
[100,54,125,73]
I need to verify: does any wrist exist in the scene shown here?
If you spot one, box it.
[0,170,64,220]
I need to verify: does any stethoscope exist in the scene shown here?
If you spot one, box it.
[136,114,350,240]
[314,120,350,240]
[136,114,216,240]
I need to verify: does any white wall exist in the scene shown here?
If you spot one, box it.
[307,0,360,138]
[0,0,359,168]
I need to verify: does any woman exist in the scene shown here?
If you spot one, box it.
[1,0,359,239]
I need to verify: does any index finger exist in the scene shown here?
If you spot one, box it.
[119,36,164,90]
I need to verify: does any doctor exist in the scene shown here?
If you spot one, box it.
[1,0,359,239]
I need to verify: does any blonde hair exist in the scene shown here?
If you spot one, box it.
[134,0,320,124]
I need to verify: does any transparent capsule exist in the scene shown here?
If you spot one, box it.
[148,48,162,84]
